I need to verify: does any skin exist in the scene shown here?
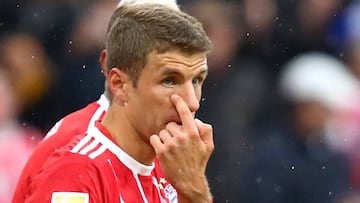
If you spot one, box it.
[102,49,214,202]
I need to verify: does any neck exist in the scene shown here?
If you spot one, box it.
[102,105,156,165]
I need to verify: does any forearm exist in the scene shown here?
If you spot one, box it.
[176,175,213,203]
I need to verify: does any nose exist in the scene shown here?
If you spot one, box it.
[179,82,200,113]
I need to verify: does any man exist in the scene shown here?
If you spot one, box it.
[15,2,214,203]
[12,1,181,202]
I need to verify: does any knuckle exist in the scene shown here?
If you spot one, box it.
[166,122,176,129]
[159,129,167,135]
[204,123,213,133]
[157,150,167,158]
[177,135,186,143]
[210,143,215,152]
[190,129,200,137]
[204,122,212,129]
[159,141,177,154]
[167,141,177,149]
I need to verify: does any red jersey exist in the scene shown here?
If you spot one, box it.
[24,121,178,203]
[12,95,109,202]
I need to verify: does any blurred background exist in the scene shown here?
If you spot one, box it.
[2,0,360,202]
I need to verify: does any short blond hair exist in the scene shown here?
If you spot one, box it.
[117,0,180,11]
[106,4,212,85]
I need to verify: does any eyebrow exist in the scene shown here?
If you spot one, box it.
[160,67,208,78]
[197,69,208,78]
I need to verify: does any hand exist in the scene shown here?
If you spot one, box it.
[150,94,214,203]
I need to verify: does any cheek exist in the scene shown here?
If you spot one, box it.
[134,88,172,128]
[148,85,174,106]
[137,103,169,137]
[146,91,173,118]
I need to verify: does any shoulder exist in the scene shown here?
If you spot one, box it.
[45,101,102,139]
[27,141,106,202]
[38,133,104,176]
[45,94,109,139]
[26,128,126,201]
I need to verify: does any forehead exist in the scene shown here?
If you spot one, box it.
[146,49,208,73]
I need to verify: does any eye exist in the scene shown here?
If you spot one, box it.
[192,76,204,86]
[161,77,176,87]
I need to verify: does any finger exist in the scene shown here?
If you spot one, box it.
[166,122,182,130]
[194,118,206,135]
[166,122,186,143]
[195,118,214,146]
[170,94,198,135]
[150,134,164,153]
[159,129,173,144]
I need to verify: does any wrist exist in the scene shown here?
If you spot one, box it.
[176,176,212,203]
[178,193,212,203]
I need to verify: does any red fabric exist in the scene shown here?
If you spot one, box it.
[13,95,211,202]
[13,101,103,203]
[24,121,176,203]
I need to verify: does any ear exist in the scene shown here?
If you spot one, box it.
[99,49,108,79]
[108,68,130,106]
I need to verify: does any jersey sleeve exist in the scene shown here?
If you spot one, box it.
[25,152,105,203]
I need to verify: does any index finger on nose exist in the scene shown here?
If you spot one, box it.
[170,94,198,134]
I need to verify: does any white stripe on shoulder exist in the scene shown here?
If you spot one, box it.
[70,133,93,153]
[88,145,107,159]
[79,139,100,155]
[77,124,155,174]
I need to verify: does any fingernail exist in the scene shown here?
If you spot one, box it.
[195,118,202,123]
[171,94,179,100]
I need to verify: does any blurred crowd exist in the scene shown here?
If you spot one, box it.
[1,0,360,202]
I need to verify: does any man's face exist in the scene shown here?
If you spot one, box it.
[125,49,208,141]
